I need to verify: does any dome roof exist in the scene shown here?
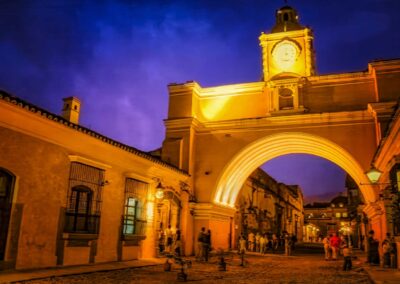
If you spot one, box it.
[271,5,304,33]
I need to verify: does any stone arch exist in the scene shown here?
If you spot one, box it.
[213,132,376,207]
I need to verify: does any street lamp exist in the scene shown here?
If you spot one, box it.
[155,182,165,199]
[366,167,382,184]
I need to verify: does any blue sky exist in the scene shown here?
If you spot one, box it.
[1,0,399,198]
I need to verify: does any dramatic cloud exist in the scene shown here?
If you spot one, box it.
[1,0,399,198]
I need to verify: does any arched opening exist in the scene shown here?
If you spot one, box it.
[0,168,15,260]
[213,132,376,207]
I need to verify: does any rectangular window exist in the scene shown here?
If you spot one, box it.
[64,162,105,234]
[122,178,148,236]
[342,212,348,218]
[335,213,341,218]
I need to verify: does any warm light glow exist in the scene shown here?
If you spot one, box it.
[200,97,231,120]
[366,167,382,184]
[213,132,375,207]
[272,40,299,70]
[146,201,154,221]
[155,188,164,199]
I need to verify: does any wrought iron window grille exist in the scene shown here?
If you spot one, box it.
[122,178,148,237]
[64,162,105,234]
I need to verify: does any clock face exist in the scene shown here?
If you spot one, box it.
[272,41,298,70]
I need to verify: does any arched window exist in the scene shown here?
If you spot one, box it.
[283,13,289,21]
[279,88,294,110]
[0,168,15,260]
[64,162,104,234]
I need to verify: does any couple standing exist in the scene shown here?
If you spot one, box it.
[323,232,341,260]
[197,227,212,261]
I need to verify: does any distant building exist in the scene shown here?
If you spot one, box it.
[304,195,351,241]
[235,168,304,242]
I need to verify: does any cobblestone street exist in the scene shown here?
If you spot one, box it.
[24,252,371,284]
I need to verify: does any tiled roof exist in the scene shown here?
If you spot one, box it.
[0,90,189,176]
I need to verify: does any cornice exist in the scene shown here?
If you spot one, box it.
[0,91,188,177]
[197,82,265,98]
[192,202,236,221]
[194,110,375,133]
[369,59,400,72]
[259,28,312,42]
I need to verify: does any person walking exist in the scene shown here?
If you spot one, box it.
[330,232,341,260]
[322,234,331,260]
[196,227,206,261]
[174,229,182,256]
[367,230,380,265]
[285,233,293,256]
[239,234,247,256]
[291,234,297,252]
[203,229,211,262]
[272,234,279,253]
[248,231,255,252]
[165,225,173,253]
[382,238,391,268]
[259,234,265,254]
[255,232,261,252]
[342,243,352,271]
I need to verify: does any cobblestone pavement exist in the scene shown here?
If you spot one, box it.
[23,253,371,284]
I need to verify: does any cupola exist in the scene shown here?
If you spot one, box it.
[271,6,304,33]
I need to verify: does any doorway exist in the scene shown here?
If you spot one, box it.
[0,169,15,260]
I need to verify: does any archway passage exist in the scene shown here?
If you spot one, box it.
[214,132,375,207]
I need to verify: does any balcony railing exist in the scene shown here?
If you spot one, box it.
[64,212,100,234]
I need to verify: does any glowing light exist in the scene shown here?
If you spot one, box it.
[200,97,230,120]
[155,188,164,199]
[213,132,375,207]
[146,201,154,221]
[272,40,299,70]
[366,167,382,184]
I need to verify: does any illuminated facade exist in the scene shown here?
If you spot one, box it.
[304,196,351,241]
[0,4,399,272]
[162,5,400,250]
[235,168,304,242]
[0,93,191,270]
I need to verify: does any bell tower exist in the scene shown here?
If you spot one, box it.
[259,5,316,81]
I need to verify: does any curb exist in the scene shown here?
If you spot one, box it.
[0,261,163,284]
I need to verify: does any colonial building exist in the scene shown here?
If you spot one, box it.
[304,195,351,241]
[161,5,399,251]
[370,105,400,244]
[0,92,192,270]
[0,4,399,271]
[235,168,303,242]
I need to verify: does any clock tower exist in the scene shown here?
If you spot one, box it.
[259,5,316,81]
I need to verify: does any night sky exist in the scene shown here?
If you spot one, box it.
[1,0,399,200]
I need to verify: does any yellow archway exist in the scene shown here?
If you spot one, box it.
[213,132,376,207]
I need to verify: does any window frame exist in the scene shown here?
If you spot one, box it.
[122,178,148,237]
[64,162,104,235]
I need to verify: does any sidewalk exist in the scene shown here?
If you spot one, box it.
[362,265,400,284]
[0,258,164,283]
[351,250,400,284]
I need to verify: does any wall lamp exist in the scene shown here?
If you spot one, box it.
[155,182,165,199]
[360,166,391,186]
